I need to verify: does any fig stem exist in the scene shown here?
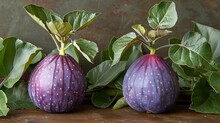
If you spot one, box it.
[150,48,156,54]
[156,44,176,51]
[64,43,72,50]
[58,37,68,55]
[59,42,66,55]
[138,38,151,51]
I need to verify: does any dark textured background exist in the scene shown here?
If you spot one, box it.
[0,0,220,71]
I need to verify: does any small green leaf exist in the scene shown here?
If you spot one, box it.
[207,71,220,93]
[194,22,220,61]
[113,97,128,110]
[73,38,98,63]
[87,60,126,90]
[64,11,101,32]
[3,81,36,109]
[0,37,41,88]
[148,1,177,29]
[91,90,117,108]
[112,32,137,66]
[190,79,220,114]
[169,32,216,71]
[24,4,62,32]
[46,21,72,37]
[0,90,9,116]
[132,24,146,35]
[157,30,172,37]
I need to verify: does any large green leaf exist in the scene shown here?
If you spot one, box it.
[3,81,36,109]
[206,71,220,93]
[73,38,98,63]
[113,73,124,91]
[86,60,126,90]
[190,79,220,114]
[125,45,143,68]
[112,32,137,66]
[91,90,117,108]
[172,63,192,88]
[0,90,9,116]
[0,37,41,88]
[24,4,62,32]
[46,21,72,37]
[64,11,100,32]
[108,37,118,60]
[101,50,110,62]
[169,32,216,71]
[30,51,43,64]
[172,63,193,81]
[194,23,220,61]
[148,1,177,29]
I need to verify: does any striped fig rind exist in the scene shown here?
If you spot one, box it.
[123,54,179,113]
[28,53,86,112]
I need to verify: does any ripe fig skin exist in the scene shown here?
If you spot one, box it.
[123,54,179,113]
[28,53,86,112]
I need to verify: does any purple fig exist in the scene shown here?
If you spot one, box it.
[28,53,86,112]
[123,54,179,113]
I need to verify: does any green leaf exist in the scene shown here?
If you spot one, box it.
[113,73,124,90]
[169,32,216,71]
[132,24,146,35]
[91,90,117,108]
[108,37,118,60]
[50,44,79,63]
[73,38,98,63]
[101,50,110,61]
[148,1,177,29]
[46,21,72,37]
[172,63,193,81]
[125,45,143,68]
[31,51,43,64]
[3,81,36,109]
[0,90,9,116]
[113,97,128,110]
[112,32,137,66]
[0,38,3,53]
[86,60,126,90]
[190,79,220,114]
[169,38,181,44]
[178,77,191,88]
[0,37,41,88]
[24,4,62,32]
[64,11,101,32]
[207,71,220,93]
[194,22,220,61]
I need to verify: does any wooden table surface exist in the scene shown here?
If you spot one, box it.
[0,104,219,123]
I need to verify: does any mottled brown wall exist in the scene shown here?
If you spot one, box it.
[0,0,220,71]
